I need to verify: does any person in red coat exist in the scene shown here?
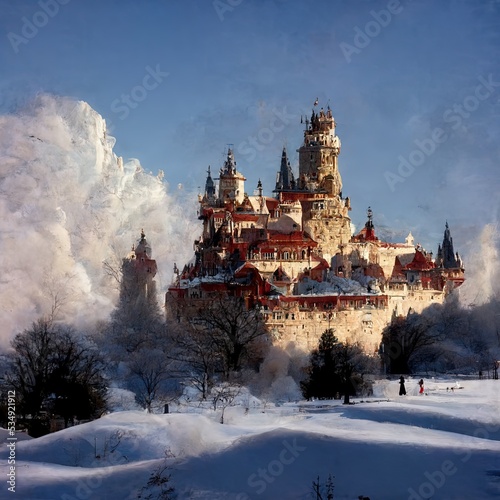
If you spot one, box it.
[418,379,424,394]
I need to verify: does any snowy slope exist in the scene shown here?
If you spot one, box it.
[1,379,499,499]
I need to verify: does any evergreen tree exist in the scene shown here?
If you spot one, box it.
[301,329,374,402]
[301,329,342,400]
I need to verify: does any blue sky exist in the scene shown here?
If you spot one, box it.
[1,0,499,253]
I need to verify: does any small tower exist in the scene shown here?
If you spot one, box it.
[274,147,295,192]
[352,207,378,242]
[364,206,377,241]
[204,166,216,201]
[121,229,158,309]
[437,222,459,268]
[434,222,464,291]
[218,148,246,204]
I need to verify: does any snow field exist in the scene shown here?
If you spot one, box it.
[0,379,499,499]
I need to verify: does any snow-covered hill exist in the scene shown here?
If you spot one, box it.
[0,95,199,345]
[1,378,499,499]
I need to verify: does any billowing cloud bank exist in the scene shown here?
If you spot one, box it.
[0,95,198,345]
[458,223,500,307]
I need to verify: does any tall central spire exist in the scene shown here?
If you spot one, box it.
[297,101,342,196]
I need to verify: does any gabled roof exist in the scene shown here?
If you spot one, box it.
[311,256,330,271]
[404,249,435,271]
[273,266,292,282]
[234,261,259,277]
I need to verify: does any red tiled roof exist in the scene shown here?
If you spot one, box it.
[404,250,435,271]
[232,213,259,222]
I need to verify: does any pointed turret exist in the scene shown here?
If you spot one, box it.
[274,147,295,192]
[204,166,216,201]
[437,221,459,268]
[257,178,263,198]
[135,228,152,259]
[352,207,378,242]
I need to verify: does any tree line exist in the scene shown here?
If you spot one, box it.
[1,276,499,435]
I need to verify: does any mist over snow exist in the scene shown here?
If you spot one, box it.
[0,95,199,346]
[458,223,500,307]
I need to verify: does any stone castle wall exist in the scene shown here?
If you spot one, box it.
[265,287,446,354]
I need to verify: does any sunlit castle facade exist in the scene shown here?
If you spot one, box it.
[165,101,465,354]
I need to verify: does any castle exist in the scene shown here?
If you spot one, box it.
[163,101,465,354]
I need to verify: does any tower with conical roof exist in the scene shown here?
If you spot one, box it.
[436,222,460,268]
[203,166,216,202]
[275,147,295,192]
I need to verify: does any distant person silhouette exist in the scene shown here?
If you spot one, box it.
[418,379,424,394]
[399,376,406,396]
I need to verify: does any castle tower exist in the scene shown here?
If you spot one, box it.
[352,207,378,242]
[121,229,158,309]
[294,101,352,260]
[297,104,342,195]
[218,148,246,204]
[204,166,216,201]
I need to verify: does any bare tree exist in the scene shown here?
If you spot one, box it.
[381,310,443,374]
[169,322,221,399]
[210,382,241,424]
[129,349,174,413]
[138,449,176,499]
[42,269,78,323]
[196,295,269,375]
[7,318,107,435]
[311,474,335,500]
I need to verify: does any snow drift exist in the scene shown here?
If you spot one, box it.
[0,379,499,499]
